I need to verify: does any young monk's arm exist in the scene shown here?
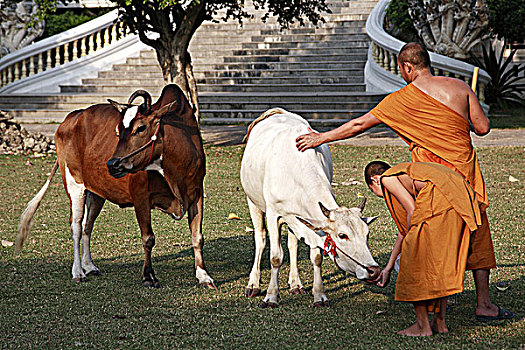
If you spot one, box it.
[374,175,416,287]
[375,232,404,287]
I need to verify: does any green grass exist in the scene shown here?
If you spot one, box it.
[0,145,523,349]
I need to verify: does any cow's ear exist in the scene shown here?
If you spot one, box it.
[154,101,177,119]
[108,99,127,113]
[296,216,326,233]
[361,215,379,225]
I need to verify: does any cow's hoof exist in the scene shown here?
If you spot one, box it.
[200,281,216,289]
[142,279,161,288]
[259,301,278,309]
[313,300,330,308]
[72,277,87,283]
[290,287,306,295]
[246,288,261,297]
[85,270,101,277]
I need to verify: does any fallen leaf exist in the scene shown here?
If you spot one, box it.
[342,180,362,186]
[509,175,519,182]
[1,240,14,247]
[245,226,254,232]
[357,192,364,198]
[496,282,510,291]
[228,213,240,220]
[376,310,386,315]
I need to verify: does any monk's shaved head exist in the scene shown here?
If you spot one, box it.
[398,42,431,70]
[364,161,391,186]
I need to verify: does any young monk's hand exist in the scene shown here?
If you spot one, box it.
[374,268,391,288]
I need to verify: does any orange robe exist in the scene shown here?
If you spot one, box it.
[382,163,482,302]
[370,84,496,270]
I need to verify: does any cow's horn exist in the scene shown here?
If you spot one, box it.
[128,90,152,114]
[357,197,367,212]
[318,202,331,219]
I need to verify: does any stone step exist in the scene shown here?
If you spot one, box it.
[223,53,367,63]
[196,60,367,71]
[60,82,367,94]
[195,76,364,85]
[194,68,363,79]
[0,91,385,106]
[197,83,366,92]
[240,38,370,50]
[99,67,365,80]
[199,109,367,120]
[110,60,368,73]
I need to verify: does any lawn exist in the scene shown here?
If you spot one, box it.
[0,144,523,349]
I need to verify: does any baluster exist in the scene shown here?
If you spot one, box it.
[14,61,21,80]
[7,65,13,84]
[37,52,44,73]
[55,46,61,66]
[64,42,70,62]
[110,23,117,44]
[0,69,5,87]
[80,37,87,57]
[372,42,378,61]
[478,83,485,103]
[72,39,79,59]
[46,49,53,70]
[378,47,384,68]
[28,56,35,76]
[88,33,95,54]
[103,27,110,46]
[96,30,102,50]
[383,48,389,69]
[21,58,27,78]
[389,52,397,75]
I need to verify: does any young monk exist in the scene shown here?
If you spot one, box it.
[364,160,483,336]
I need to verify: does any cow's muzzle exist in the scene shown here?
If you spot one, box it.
[107,158,128,178]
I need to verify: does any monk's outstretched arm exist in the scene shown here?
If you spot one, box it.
[296,112,381,152]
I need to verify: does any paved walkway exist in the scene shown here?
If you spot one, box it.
[23,123,525,147]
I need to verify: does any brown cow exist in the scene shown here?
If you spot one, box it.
[16,84,214,288]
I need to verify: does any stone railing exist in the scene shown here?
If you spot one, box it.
[364,0,491,104]
[0,9,127,89]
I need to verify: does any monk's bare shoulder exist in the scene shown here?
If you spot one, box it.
[414,76,470,118]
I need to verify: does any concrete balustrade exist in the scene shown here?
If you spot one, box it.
[0,10,127,89]
[365,0,489,104]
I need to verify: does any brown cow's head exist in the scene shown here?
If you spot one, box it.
[106,90,176,178]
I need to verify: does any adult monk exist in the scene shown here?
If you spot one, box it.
[296,42,513,322]
[365,161,482,336]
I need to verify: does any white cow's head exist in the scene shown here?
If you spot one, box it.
[297,199,380,280]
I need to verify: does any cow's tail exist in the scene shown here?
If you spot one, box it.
[15,161,59,255]
[243,107,288,143]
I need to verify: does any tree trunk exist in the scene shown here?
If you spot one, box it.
[157,44,199,121]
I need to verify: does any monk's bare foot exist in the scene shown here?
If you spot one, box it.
[397,322,433,337]
[431,319,449,334]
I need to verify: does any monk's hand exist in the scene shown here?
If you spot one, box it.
[374,269,391,288]
[296,127,323,152]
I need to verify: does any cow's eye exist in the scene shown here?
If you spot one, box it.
[338,233,349,240]
[134,125,147,135]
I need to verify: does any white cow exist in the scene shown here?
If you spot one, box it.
[241,108,380,307]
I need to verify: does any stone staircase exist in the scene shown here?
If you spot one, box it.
[0,0,384,127]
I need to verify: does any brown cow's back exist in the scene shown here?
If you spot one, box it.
[55,104,136,205]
